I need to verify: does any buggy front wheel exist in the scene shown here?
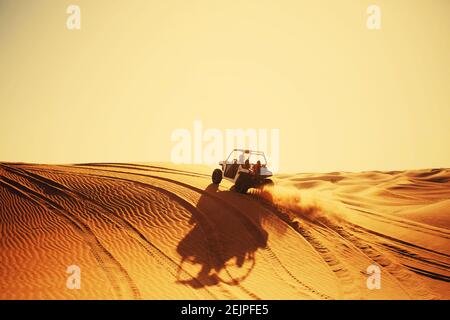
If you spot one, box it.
[234,173,251,194]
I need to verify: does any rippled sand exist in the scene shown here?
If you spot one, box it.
[0,163,448,299]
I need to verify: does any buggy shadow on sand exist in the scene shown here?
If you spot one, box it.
[176,183,269,288]
[211,149,274,194]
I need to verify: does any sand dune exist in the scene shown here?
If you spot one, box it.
[0,163,449,299]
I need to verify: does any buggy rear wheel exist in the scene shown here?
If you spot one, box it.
[212,169,223,184]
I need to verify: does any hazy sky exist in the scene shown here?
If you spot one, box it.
[1,0,449,172]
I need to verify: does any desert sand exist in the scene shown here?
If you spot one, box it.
[0,162,449,299]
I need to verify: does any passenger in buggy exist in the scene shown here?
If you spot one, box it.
[251,160,262,176]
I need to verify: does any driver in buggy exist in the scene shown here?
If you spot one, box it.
[251,160,262,177]
[242,159,250,170]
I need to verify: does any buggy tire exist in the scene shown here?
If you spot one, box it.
[234,173,251,194]
[212,169,223,184]
[262,179,274,188]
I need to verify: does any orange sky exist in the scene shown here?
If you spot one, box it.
[0,0,449,172]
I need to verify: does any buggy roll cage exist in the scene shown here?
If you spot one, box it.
[221,149,268,166]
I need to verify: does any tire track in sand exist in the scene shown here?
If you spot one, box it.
[26,165,258,299]
[1,164,223,299]
[68,164,334,299]
[0,168,140,299]
[253,189,440,299]
[249,192,363,299]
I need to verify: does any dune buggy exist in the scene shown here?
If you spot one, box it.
[211,149,273,194]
